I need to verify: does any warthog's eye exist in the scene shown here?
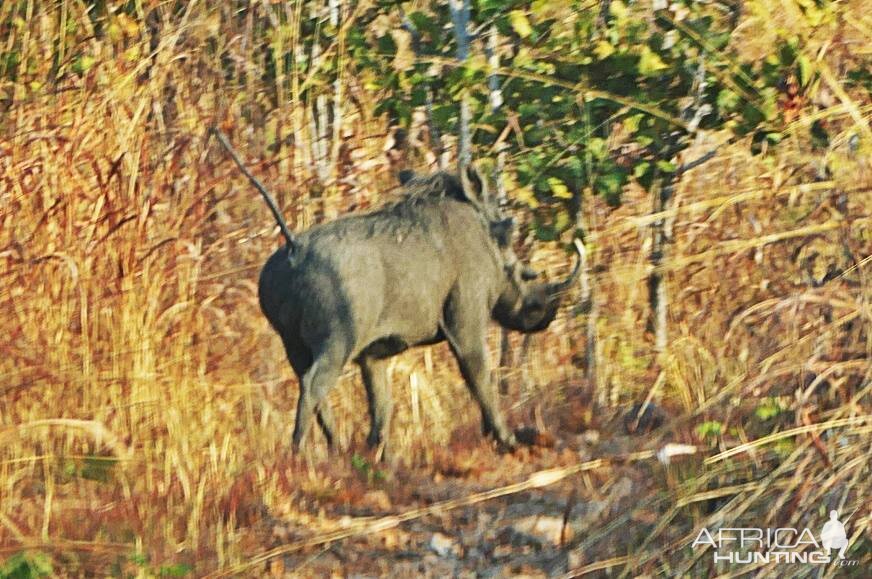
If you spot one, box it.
[520,267,538,281]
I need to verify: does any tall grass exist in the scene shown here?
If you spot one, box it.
[1,1,869,575]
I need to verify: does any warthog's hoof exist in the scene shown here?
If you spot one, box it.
[623,402,666,435]
[495,434,519,453]
[514,426,557,447]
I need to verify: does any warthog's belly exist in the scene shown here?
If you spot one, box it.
[358,329,445,360]
[359,335,409,359]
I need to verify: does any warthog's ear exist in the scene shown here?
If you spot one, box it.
[489,217,514,247]
[398,169,415,186]
[460,164,488,203]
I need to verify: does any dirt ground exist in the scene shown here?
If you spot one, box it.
[249,404,686,578]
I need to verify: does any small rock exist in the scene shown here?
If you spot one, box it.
[567,549,584,569]
[511,515,570,547]
[579,430,600,444]
[492,544,514,558]
[429,532,459,557]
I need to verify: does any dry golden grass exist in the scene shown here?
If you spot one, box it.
[1,1,870,576]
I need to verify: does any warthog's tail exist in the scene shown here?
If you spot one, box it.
[210,127,298,253]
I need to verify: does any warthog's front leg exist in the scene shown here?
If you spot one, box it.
[442,305,517,450]
[453,345,516,450]
[358,356,393,455]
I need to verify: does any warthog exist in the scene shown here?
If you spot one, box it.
[213,128,580,453]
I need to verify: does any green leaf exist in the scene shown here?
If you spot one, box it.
[534,220,558,241]
[797,54,813,87]
[516,185,539,208]
[159,563,194,577]
[638,46,668,76]
[586,137,608,161]
[623,113,644,134]
[547,177,573,199]
[509,10,533,39]
[633,161,651,179]
[594,40,615,60]
[71,55,96,75]
[351,453,369,474]
[810,120,829,148]
[656,160,677,173]
[80,455,116,483]
[0,552,53,578]
[717,89,740,112]
[609,0,629,22]
[696,420,724,438]
[554,208,572,232]
[594,169,627,206]
[408,11,437,38]
[754,397,784,421]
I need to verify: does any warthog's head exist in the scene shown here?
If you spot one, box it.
[492,252,580,332]
[489,216,581,333]
[448,166,582,333]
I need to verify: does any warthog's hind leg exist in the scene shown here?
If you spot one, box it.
[316,399,336,449]
[284,339,337,449]
[292,347,346,451]
[358,356,393,453]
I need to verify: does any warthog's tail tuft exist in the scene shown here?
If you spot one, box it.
[210,127,298,254]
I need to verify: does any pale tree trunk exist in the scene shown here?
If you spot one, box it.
[287,1,308,188]
[449,0,472,170]
[310,1,332,188]
[329,0,344,188]
[574,201,600,403]
[486,25,507,202]
[647,55,707,355]
[576,237,595,380]
[586,276,600,400]
[648,176,674,354]
[485,25,514,394]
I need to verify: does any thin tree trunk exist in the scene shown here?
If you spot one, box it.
[311,6,330,187]
[449,0,472,170]
[486,25,507,203]
[648,176,675,354]
[483,23,514,394]
[586,281,600,396]
[574,237,596,381]
[574,200,599,401]
[330,0,344,189]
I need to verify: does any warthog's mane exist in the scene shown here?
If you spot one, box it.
[375,171,492,235]
[394,171,470,205]
[372,170,485,230]
[305,171,493,244]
